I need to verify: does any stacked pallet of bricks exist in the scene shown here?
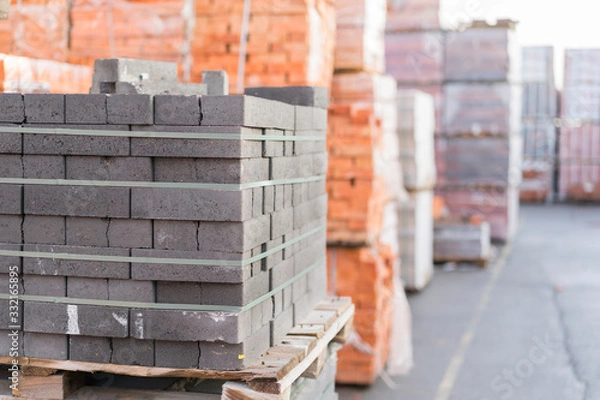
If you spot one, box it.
[397,90,436,291]
[0,58,329,371]
[326,0,411,385]
[559,49,600,201]
[520,46,558,203]
[439,20,522,242]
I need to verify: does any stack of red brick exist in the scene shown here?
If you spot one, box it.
[559,49,600,202]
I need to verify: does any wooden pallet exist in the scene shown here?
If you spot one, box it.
[1,297,354,400]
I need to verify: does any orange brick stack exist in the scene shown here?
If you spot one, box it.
[192,0,336,93]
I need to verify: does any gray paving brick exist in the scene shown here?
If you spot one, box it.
[66,156,152,181]
[154,157,269,185]
[23,244,130,279]
[270,257,295,289]
[263,186,275,214]
[23,332,68,360]
[203,70,229,96]
[130,125,262,159]
[70,336,111,363]
[23,215,65,245]
[0,154,23,177]
[156,281,202,304]
[201,95,294,130]
[0,185,21,215]
[250,299,272,333]
[23,124,130,156]
[131,187,250,222]
[271,208,294,240]
[23,155,65,179]
[153,220,198,251]
[24,94,64,123]
[0,124,21,154]
[107,219,152,248]
[271,155,313,180]
[202,271,269,306]
[263,129,284,157]
[270,305,294,346]
[108,81,207,96]
[293,194,327,229]
[312,108,328,130]
[154,340,199,368]
[107,94,153,125]
[154,95,201,125]
[308,180,327,199]
[292,275,308,303]
[0,94,25,123]
[65,94,108,124]
[131,248,250,283]
[283,184,293,209]
[264,237,284,269]
[252,187,263,218]
[24,275,66,296]
[92,58,178,85]
[283,130,294,157]
[24,302,129,337]
[196,215,270,253]
[312,153,328,175]
[0,215,21,244]
[274,185,284,212]
[0,244,22,274]
[111,338,154,366]
[66,217,109,246]
[67,277,108,300]
[25,186,130,218]
[108,279,154,302]
[244,86,329,109]
[295,106,313,131]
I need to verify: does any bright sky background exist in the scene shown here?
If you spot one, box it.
[440,0,600,88]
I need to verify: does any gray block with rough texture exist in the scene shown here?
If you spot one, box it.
[263,186,275,214]
[153,220,198,251]
[274,185,284,211]
[0,94,25,123]
[154,340,199,369]
[263,129,284,157]
[101,81,207,96]
[201,95,294,130]
[25,186,130,218]
[250,299,272,333]
[23,155,65,179]
[293,195,327,229]
[271,208,294,240]
[66,156,152,181]
[23,333,68,360]
[23,216,65,245]
[65,94,108,124]
[202,271,269,306]
[108,279,155,302]
[111,338,154,366]
[24,94,64,123]
[155,157,269,184]
[0,125,21,154]
[131,187,251,222]
[270,305,294,346]
[70,336,112,363]
[24,302,129,337]
[0,244,22,274]
[203,71,229,96]
[66,217,109,246]
[156,281,202,304]
[272,155,313,180]
[24,275,66,296]
[67,277,108,300]
[196,215,270,253]
[199,324,270,370]
[244,86,329,109]
[92,58,178,85]
[0,154,23,176]
[23,124,130,156]
[252,187,263,218]
[154,95,201,126]
[0,215,22,244]
[0,185,22,215]
[107,94,153,125]
[23,244,130,279]
[107,219,152,248]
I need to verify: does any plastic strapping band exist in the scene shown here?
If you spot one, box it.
[0,225,324,267]
[0,258,325,313]
[0,126,325,142]
[0,175,325,190]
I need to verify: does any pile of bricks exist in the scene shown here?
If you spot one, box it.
[0,59,329,371]
[559,49,600,202]
[520,46,557,203]
[397,90,436,291]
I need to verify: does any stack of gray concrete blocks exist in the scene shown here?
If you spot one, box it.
[0,67,329,371]
[290,344,340,400]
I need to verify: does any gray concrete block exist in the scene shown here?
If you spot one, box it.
[312,108,328,130]
[131,187,251,222]
[66,156,152,181]
[295,106,313,131]
[154,157,269,185]
[65,94,108,124]
[244,86,329,109]
[199,323,270,370]
[24,275,66,296]
[0,94,25,123]
[24,215,65,245]
[24,94,64,123]
[111,338,154,366]
[130,125,263,159]
[24,302,129,337]
[92,58,178,85]
[263,129,284,157]
[283,184,293,209]
[107,94,153,125]
[0,154,23,177]
[263,186,275,214]
[196,215,270,253]
[70,336,112,363]
[107,219,152,248]
[264,237,284,269]
[67,277,108,300]
[202,271,269,306]
[0,329,23,356]
[0,185,22,215]
[154,340,199,368]
[25,186,130,218]
[0,298,21,329]
[23,155,65,179]
[203,71,229,96]
[270,305,294,346]
[131,248,250,283]
[66,217,109,246]
[271,208,294,240]
[250,298,272,333]
[272,155,313,180]
[156,281,202,304]
[0,244,22,274]
[201,95,294,130]
[23,332,68,360]
[312,153,328,175]
[284,130,294,157]
[308,180,327,200]
[252,187,263,218]
[274,185,284,212]
[131,308,250,343]
[154,95,201,125]
[106,81,207,96]
[293,195,327,229]
[108,279,154,302]
[292,275,308,303]
[23,124,130,156]
[0,215,22,244]
[153,220,198,251]
[0,125,21,154]
[23,244,130,279]
[270,257,295,289]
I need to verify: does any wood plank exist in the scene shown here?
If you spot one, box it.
[300,348,327,379]
[286,325,324,339]
[299,310,338,331]
[313,297,352,316]
[333,316,354,344]
[14,372,84,399]
[221,382,289,400]
[67,387,220,400]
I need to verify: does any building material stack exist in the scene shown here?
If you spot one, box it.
[326,0,411,385]
[439,20,522,242]
[521,46,558,203]
[560,49,600,202]
[397,90,436,291]
[0,59,330,372]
